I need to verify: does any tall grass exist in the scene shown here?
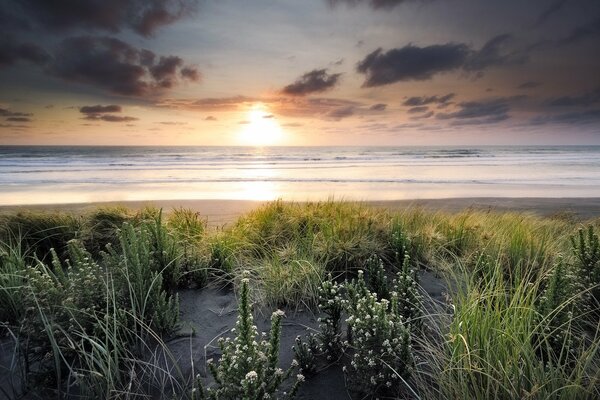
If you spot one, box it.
[1,201,599,399]
[413,255,600,400]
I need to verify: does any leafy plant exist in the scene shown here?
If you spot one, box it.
[292,334,319,376]
[316,275,345,361]
[571,225,600,316]
[345,285,413,397]
[198,276,302,399]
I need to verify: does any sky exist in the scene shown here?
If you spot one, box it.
[0,0,599,146]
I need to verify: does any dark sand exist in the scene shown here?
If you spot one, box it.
[2,197,600,228]
[170,270,447,399]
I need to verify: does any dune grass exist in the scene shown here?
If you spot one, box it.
[1,201,599,399]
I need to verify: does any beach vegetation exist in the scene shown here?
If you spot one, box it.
[1,201,600,399]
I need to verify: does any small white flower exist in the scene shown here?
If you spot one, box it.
[297,374,305,382]
[246,371,258,381]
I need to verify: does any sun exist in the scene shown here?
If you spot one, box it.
[237,104,284,146]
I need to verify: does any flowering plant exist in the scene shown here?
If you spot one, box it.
[197,275,302,399]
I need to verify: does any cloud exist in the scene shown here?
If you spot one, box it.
[357,44,469,86]
[559,17,600,45]
[410,111,433,120]
[282,69,341,96]
[357,35,525,87]
[0,37,50,68]
[181,66,201,81]
[464,34,526,71]
[403,93,454,106]
[369,103,387,111]
[158,121,187,125]
[0,107,33,117]
[548,87,600,107]
[436,98,512,125]
[204,116,217,121]
[518,81,542,89]
[534,0,567,27]
[326,0,429,10]
[160,95,380,121]
[84,114,138,122]
[407,106,428,113]
[531,109,600,125]
[159,96,258,111]
[16,0,198,37]
[79,103,137,122]
[328,106,355,120]
[6,116,31,122]
[50,36,199,96]
[80,104,122,114]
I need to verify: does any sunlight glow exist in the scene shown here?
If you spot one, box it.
[237,104,284,146]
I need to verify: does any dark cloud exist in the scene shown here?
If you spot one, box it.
[50,36,199,96]
[78,103,136,122]
[410,111,433,120]
[328,106,355,120]
[16,0,198,37]
[181,66,201,81]
[407,106,428,113]
[6,116,31,122]
[533,0,567,27]
[531,109,600,125]
[0,37,50,68]
[464,34,526,72]
[436,98,512,125]
[0,107,32,117]
[548,87,600,107]
[204,116,217,121]
[84,114,138,122]
[518,81,542,89]
[403,93,454,106]
[80,104,122,114]
[357,44,469,86]
[263,114,274,119]
[560,17,600,45]
[282,69,341,96]
[326,0,428,10]
[369,103,387,111]
[0,123,29,129]
[357,35,525,87]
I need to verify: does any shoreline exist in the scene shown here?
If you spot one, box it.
[2,197,600,226]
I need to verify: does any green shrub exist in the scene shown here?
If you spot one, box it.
[102,222,179,339]
[535,258,579,363]
[198,276,302,399]
[571,225,600,316]
[344,289,413,397]
[316,276,345,361]
[292,334,319,376]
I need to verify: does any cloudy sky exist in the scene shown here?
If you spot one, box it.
[1,0,599,146]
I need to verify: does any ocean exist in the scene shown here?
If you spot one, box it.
[1,145,600,205]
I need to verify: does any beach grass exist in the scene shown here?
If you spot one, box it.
[1,201,599,399]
